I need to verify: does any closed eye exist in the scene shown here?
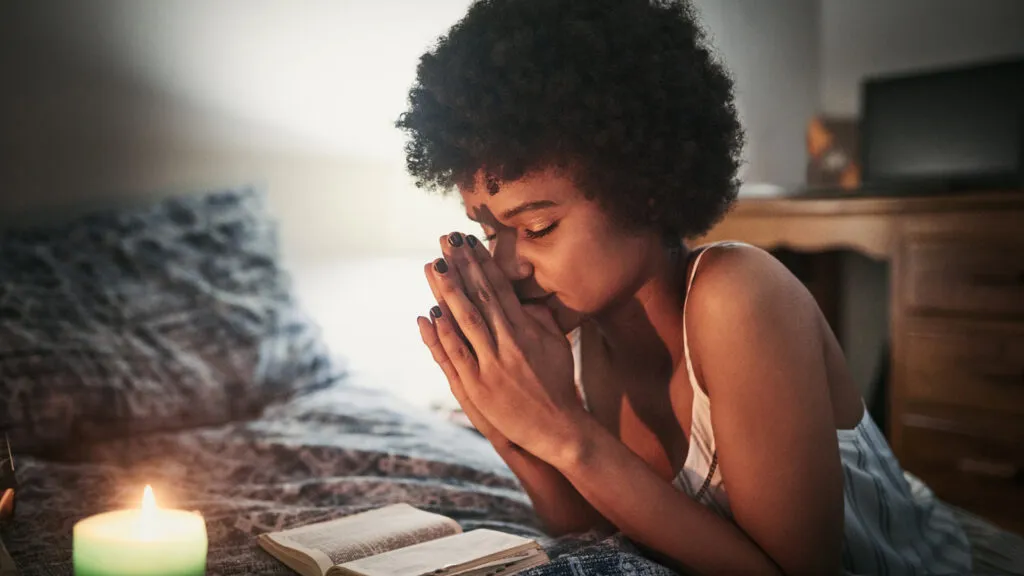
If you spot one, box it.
[524,221,559,240]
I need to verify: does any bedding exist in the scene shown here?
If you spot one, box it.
[0,186,674,575]
[0,187,336,455]
[3,187,1021,575]
[6,376,1024,576]
[3,378,675,575]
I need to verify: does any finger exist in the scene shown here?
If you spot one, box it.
[417,316,493,432]
[522,303,561,335]
[424,262,468,343]
[424,260,445,302]
[464,234,527,327]
[431,300,484,379]
[442,232,516,344]
[439,233,505,338]
[437,234,470,290]
[418,314,464,386]
[431,254,498,360]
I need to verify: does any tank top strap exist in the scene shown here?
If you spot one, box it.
[570,326,588,411]
[574,240,746,412]
[683,241,745,401]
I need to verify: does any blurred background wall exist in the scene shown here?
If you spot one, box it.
[2,0,1022,408]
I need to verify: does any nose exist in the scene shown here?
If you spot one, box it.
[492,238,533,282]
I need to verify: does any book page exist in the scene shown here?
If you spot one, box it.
[331,529,539,576]
[453,551,550,576]
[265,504,462,567]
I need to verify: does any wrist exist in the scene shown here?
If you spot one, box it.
[545,408,597,474]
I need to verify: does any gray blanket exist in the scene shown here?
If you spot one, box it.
[3,378,675,576]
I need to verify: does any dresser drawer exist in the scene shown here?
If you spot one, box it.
[899,413,1024,531]
[904,322,1024,416]
[903,240,1024,317]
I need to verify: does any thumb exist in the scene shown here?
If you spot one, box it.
[522,304,560,335]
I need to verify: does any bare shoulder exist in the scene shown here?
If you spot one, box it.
[686,242,817,322]
[682,244,847,576]
[683,243,825,383]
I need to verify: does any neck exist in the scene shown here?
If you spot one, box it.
[590,244,690,374]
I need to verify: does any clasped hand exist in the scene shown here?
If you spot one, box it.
[417,232,585,466]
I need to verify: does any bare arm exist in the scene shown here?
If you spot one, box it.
[492,430,614,535]
[424,235,843,573]
[548,247,844,575]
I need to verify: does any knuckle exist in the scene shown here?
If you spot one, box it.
[454,344,476,363]
[464,308,487,328]
[476,287,492,303]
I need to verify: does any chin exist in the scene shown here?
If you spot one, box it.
[550,302,585,335]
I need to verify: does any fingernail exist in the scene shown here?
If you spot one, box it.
[466,234,478,248]
[434,258,448,274]
[447,232,464,247]
[430,306,442,318]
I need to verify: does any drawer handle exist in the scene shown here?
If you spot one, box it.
[956,458,1020,480]
[971,271,1024,287]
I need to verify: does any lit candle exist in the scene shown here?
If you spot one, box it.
[73,485,207,576]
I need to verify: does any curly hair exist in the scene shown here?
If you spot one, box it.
[395,0,744,239]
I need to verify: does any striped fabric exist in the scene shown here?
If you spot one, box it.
[571,241,978,575]
[835,412,971,574]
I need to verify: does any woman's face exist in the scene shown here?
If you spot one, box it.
[458,168,663,334]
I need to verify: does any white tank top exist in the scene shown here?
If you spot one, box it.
[570,241,973,575]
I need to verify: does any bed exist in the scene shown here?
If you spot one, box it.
[0,187,1020,576]
[9,378,675,575]
[0,187,672,575]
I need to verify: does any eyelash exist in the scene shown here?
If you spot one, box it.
[524,221,559,239]
[482,221,560,242]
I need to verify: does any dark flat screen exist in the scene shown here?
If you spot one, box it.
[861,58,1024,189]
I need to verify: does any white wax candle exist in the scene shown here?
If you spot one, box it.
[73,485,207,576]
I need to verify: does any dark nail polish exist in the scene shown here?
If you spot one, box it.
[434,259,448,274]
[430,306,442,318]
[466,234,478,248]
[447,232,464,247]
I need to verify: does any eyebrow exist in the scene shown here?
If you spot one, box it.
[465,200,558,222]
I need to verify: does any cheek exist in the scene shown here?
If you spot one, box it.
[536,234,642,311]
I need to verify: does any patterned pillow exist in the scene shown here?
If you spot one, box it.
[0,187,341,455]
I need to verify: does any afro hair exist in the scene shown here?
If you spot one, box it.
[395,0,744,239]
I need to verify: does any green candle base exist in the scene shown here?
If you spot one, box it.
[73,509,208,576]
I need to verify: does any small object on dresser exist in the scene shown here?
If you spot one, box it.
[257,503,548,576]
[806,115,861,191]
[72,485,208,576]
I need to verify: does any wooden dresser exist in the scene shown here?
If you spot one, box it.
[700,191,1024,534]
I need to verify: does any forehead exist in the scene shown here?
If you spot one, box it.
[458,168,581,218]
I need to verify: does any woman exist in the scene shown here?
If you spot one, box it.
[397,1,972,574]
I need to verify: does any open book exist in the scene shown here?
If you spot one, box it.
[257,503,549,576]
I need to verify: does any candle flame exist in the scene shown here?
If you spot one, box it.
[142,485,158,513]
[139,485,159,540]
